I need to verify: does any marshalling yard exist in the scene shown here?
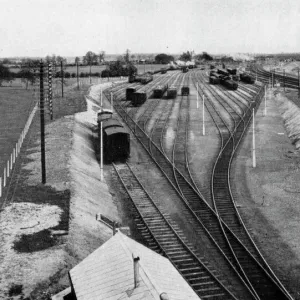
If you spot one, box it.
[1,61,300,300]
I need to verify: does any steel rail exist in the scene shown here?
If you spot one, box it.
[113,162,237,299]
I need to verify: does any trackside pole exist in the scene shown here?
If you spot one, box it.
[0,177,2,197]
[264,85,267,116]
[252,108,256,168]
[196,84,199,109]
[3,169,6,187]
[100,88,104,181]
[100,121,103,181]
[202,94,205,136]
[111,92,113,110]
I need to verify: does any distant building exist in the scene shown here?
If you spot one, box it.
[52,231,199,300]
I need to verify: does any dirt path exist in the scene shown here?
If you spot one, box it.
[231,87,300,299]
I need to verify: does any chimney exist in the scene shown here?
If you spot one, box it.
[160,293,169,300]
[133,255,140,288]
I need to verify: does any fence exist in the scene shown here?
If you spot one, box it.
[0,100,38,202]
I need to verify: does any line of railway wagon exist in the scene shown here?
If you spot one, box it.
[209,67,255,89]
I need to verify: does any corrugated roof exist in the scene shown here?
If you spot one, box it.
[69,231,199,300]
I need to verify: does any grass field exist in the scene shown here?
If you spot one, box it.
[0,87,36,172]
[9,64,167,75]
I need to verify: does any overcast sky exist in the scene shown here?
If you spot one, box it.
[1,0,300,57]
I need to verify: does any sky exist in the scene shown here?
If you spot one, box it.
[1,0,300,57]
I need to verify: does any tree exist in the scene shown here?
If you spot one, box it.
[194,52,213,61]
[154,53,174,64]
[75,57,80,64]
[83,51,98,78]
[98,51,105,63]
[179,51,193,62]
[0,64,12,86]
[124,49,130,64]
[20,59,39,89]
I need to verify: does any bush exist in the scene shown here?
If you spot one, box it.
[71,73,76,78]
[64,72,71,78]
[80,72,85,78]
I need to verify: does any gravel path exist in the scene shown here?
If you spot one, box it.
[231,87,300,299]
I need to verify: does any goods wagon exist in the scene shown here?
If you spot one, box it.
[240,73,255,84]
[126,88,136,101]
[220,77,238,90]
[128,73,153,84]
[153,85,168,98]
[209,76,220,84]
[98,118,130,162]
[227,68,237,75]
[231,75,239,81]
[132,91,148,106]
[217,68,230,76]
[167,87,177,98]
[181,86,190,96]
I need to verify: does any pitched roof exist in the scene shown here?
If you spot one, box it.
[69,231,199,300]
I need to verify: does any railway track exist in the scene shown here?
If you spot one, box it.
[192,70,293,299]
[113,162,236,299]
[110,69,293,299]
[250,64,300,89]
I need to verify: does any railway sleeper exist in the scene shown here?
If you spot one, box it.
[200,292,227,299]
[193,286,224,295]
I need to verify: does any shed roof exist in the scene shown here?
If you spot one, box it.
[69,231,199,300]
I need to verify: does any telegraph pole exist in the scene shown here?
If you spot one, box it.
[283,69,285,92]
[100,88,103,181]
[61,61,64,97]
[77,60,79,90]
[252,108,256,168]
[196,83,199,108]
[47,63,53,120]
[202,94,205,136]
[298,67,300,98]
[264,85,267,116]
[40,60,46,184]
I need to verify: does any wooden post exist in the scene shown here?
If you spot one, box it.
[3,169,6,187]
[196,83,199,109]
[100,121,103,181]
[252,108,256,168]
[40,60,46,184]
[61,61,64,97]
[264,85,267,116]
[283,69,285,92]
[202,94,205,136]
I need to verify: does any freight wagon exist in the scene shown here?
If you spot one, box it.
[167,87,177,98]
[217,68,230,76]
[181,86,190,96]
[220,77,238,90]
[132,91,149,106]
[209,76,220,84]
[153,85,168,98]
[240,73,255,84]
[126,88,136,101]
[227,68,237,75]
[98,117,130,162]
